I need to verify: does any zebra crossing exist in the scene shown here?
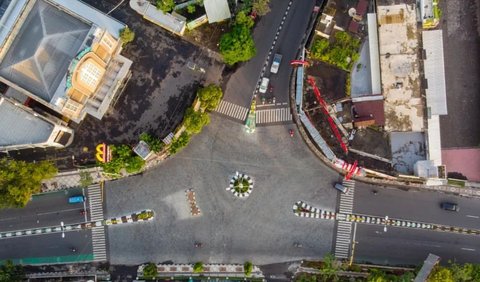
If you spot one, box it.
[256,107,292,124]
[214,100,249,121]
[334,221,353,259]
[339,180,355,214]
[87,184,107,262]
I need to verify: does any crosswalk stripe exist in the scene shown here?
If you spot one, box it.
[214,100,249,121]
[256,107,292,124]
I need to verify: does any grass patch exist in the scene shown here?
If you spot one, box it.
[447,178,466,187]
[310,32,360,71]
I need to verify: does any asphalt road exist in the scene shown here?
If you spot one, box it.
[351,183,480,265]
[267,0,317,104]
[0,189,86,232]
[0,189,93,263]
[224,0,316,106]
[354,224,480,266]
[0,230,92,263]
[105,116,340,265]
[353,182,480,229]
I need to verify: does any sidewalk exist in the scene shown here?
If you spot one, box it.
[41,167,103,193]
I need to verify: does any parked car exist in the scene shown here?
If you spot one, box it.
[333,183,348,194]
[68,195,85,204]
[259,77,269,93]
[440,202,459,212]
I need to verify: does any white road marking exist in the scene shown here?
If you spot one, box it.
[466,215,479,219]
[461,248,476,251]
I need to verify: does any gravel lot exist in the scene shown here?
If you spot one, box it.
[104,116,340,265]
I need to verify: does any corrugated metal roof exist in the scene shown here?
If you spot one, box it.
[423,30,447,115]
[204,0,231,23]
[0,97,54,147]
[367,14,381,94]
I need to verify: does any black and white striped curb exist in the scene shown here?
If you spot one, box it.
[294,201,480,236]
[293,201,336,219]
[226,172,254,198]
[0,209,154,239]
[254,0,294,93]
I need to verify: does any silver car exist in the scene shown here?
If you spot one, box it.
[259,77,269,93]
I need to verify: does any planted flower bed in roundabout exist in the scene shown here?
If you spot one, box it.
[226,172,253,198]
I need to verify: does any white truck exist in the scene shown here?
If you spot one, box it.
[270,53,283,74]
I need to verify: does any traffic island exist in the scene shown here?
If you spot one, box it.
[226,172,254,198]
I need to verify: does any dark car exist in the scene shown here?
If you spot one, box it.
[334,183,348,194]
[441,202,459,212]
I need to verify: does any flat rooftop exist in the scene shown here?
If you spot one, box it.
[378,4,424,132]
[0,97,54,147]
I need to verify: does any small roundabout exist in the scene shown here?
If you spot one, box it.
[226,172,253,198]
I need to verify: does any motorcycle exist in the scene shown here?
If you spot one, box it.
[289,129,294,137]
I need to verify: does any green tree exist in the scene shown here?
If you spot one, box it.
[244,261,253,276]
[193,262,204,273]
[252,0,270,16]
[198,84,223,111]
[119,27,135,47]
[79,170,93,188]
[143,263,158,279]
[0,158,57,208]
[235,11,254,29]
[140,133,164,153]
[219,23,256,65]
[0,260,24,282]
[169,132,190,154]
[183,107,210,134]
[101,145,145,175]
[156,0,175,13]
[187,4,196,13]
[428,266,454,282]
[319,254,340,282]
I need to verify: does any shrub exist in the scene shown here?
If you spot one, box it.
[198,84,223,111]
[156,0,175,13]
[140,133,164,153]
[79,170,93,188]
[169,132,190,154]
[193,262,204,273]
[143,263,158,279]
[187,4,196,13]
[244,261,253,276]
[310,32,361,71]
[101,145,145,175]
[119,27,135,47]
[183,107,210,134]
[252,0,270,16]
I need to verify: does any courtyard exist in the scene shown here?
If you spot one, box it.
[104,116,339,265]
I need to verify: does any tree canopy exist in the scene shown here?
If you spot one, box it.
[140,133,164,153]
[169,132,190,154]
[156,0,175,13]
[143,263,158,279]
[183,107,210,134]
[119,27,135,47]
[0,158,57,208]
[244,261,253,276]
[252,0,270,16]
[193,262,204,273]
[219,12,257,65]
[101,145,145,175]
[0,260,24,282]
[198,84,223,111]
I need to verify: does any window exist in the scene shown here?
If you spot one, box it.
[79,61,103,88]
